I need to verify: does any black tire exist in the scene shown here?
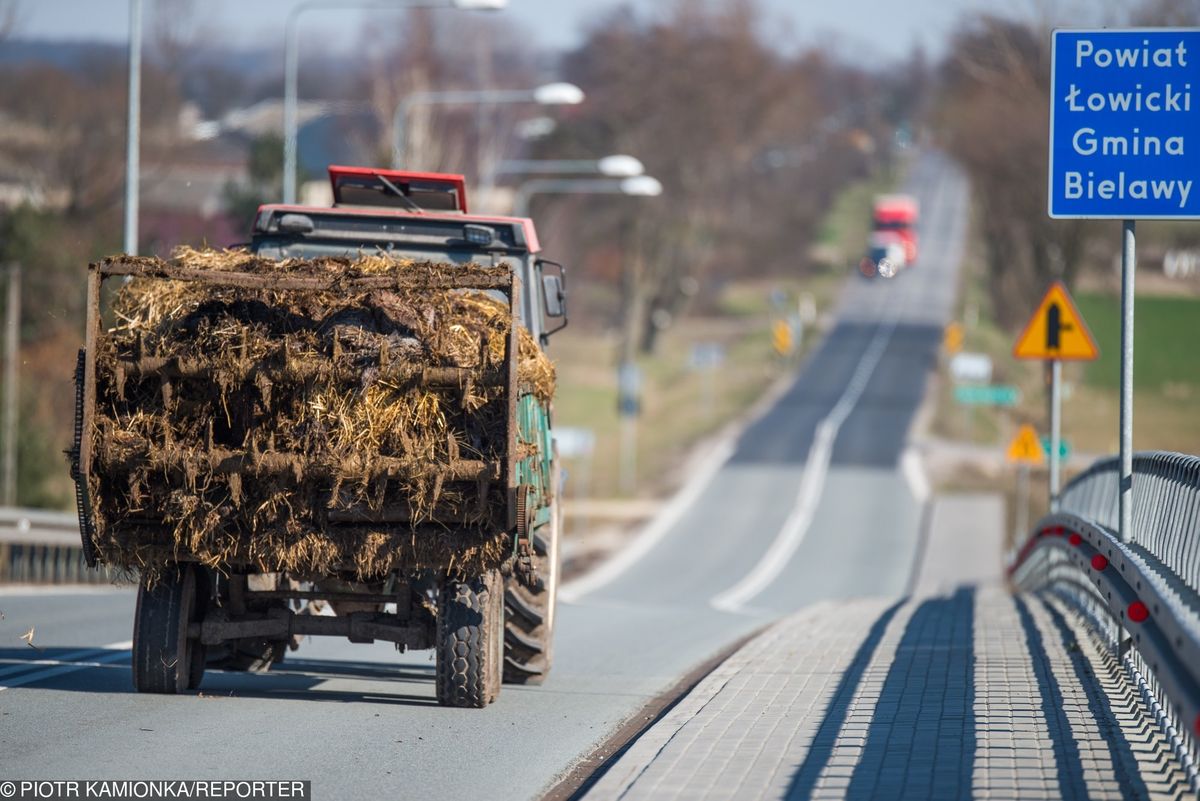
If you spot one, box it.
[186,568,211,690]
[503,469,561,686]
[132,565,200,694]
[435,569,503,708]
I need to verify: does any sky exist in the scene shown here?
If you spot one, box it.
[13,0,1014,62]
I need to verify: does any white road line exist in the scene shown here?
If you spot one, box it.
[901,448,931,503]
[0,640,131,692]
[559,438,735,603]
[710,315,899,614]
[0,647,113,680]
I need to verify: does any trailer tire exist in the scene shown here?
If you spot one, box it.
[132,564,201,694]
[503,465,561,686]
[435,569,502,708]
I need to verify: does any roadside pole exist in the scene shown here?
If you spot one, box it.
[1118,220,1135,542]
[123,0,142,255]
[2,263,19,506]
[1015,463,1030,545]
[617,361,641,496]
[1007,424,1044,542]
[1049,359,1062,512]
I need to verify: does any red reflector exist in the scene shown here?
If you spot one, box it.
[1128,601,1149,623]
[1195,713,1200,738]
[1054,526,1065,536]
[1068,533,1082,546]
[1091,555,1109,571]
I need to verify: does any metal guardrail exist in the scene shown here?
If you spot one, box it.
[1009,451,1200,790]
[0,506,113,584]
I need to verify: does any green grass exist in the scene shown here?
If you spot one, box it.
[1074,292,1200,391]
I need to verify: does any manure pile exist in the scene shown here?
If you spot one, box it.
[87,248,554,580]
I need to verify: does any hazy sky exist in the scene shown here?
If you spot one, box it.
[15,0,1013,61]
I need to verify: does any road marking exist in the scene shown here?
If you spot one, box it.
[560,438,735,603]
[0,640,131,692]
[711,315,899,614]
[901,448,931,503]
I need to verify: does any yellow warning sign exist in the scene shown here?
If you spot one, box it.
[1007,424,1046,464]
[772,320,793,356]
[943,321,964,354]
[1013,282,1099,361]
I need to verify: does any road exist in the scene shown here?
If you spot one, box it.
[0,150,968,799]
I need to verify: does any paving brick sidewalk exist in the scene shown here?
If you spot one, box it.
[581,493,1192,800]
[581,587,1191,801]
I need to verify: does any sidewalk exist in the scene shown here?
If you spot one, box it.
[581,494,1192,801]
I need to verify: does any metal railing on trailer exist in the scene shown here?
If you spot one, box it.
[0,507,114,584]
[1008,451,1200,791]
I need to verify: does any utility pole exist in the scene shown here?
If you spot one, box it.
[2,263,19,506]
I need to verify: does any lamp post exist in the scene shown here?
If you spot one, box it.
[510,175,663,218]
[495,154,645,179]
[282,0,506,204]
[390,82,585,169]
[124,0,143,255]
[506,176,664,496]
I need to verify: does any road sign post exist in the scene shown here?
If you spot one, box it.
[1008,424,1046,544]
[1050,28,1200,540]
[1014,282,1098,512]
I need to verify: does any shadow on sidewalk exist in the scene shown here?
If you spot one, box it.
[783,599,904,800]
[1029,597,1150,800]
[787,588,976,800]
[845,587,975,800]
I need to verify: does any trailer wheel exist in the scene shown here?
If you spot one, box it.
[503,465,562,686]
[132,564,202,694]
[435,569,503,708]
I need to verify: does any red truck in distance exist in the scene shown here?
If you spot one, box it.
[870,194,919,275]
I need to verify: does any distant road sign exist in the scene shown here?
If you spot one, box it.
[943,322,964,354]
[689,342,725,370]
[1049,29,1200,219]
[954,385,1021,407]
[1039,436,1072,460]
[1013,282,1099,361]
[555,427,596,458]
[949,352,993,384]
[772,320,793,356]
[1008,424,1046,464]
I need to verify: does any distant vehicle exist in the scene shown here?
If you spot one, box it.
[872,194,919,267]
[864,231,907,279]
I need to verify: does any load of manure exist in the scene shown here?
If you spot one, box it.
[86,247,555,581]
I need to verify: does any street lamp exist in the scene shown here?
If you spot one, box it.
[511,176,663,217]
[124,0,143,254]
[282,0,506,204]
[390,82,585,168]
[496,154,646,179]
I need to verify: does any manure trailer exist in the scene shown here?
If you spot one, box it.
[69,167,567,708]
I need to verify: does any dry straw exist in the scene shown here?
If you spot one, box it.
[88,248,555,581]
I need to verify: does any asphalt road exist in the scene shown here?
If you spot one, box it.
[0,151,968,800]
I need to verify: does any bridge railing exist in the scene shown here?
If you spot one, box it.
[1009,451,1200,789]
[0,507,113,584]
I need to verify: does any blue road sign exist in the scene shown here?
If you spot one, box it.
[1049,29,1200,219]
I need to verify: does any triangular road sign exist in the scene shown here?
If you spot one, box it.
[1007,424,1046,464]
[1013,282,1099,360]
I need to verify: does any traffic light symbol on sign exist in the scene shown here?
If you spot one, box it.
[1013,283,1098,361]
